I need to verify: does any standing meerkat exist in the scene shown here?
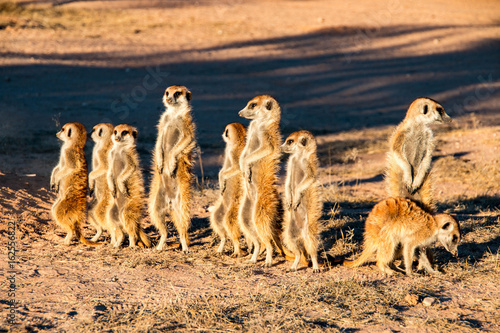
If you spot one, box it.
[50,122,97,246]
[343,197,461,276]
[149,85,196,252]
[210,122,247,256]
[88,123,114,242]
[107,124,151,248]
[281,130,322,272]
[238,95,287,267]
[385,97,451,210]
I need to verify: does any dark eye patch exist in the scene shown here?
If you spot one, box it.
[122,130,129,136]
[225,129,229,137]
[452,235,458,242]
[442,222,450,230]
[114,130,117,135]
[166,91,169,97]
[249,103,257,109]
[98,128,103,136]
[174,91,181,99]
[423,104,428,115]
[287,139,294,145]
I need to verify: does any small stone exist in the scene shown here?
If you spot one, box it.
[423,297,435,307]
[405,294,419,306]
[111,277,117,282]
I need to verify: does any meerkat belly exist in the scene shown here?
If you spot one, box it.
[164,125,181,155]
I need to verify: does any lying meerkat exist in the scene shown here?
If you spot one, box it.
[385,97,451,210]
[238,95,286,267]
[50,122,98,246]
[88,123,114,242]
[149,85,196,252]
[343,197,461,276]
[107,124,151,248]
[210,122,247,256]
[281,130,322,272]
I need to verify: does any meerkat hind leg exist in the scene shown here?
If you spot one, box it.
[217,237,226,253]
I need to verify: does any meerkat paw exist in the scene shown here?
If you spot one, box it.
[312,268,321,273]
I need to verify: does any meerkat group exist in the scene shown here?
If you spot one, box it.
[50,89,461,277]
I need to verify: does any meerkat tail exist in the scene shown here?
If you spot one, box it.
[343,245,375,268]
[137,229,151,248]
[75,228,100,246]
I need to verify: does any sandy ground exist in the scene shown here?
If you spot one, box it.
[0,0,499,332]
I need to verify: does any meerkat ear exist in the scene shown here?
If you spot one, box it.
[422,104,428,115]
[300,137,308,146]
[266,100,273,111]
[186,90,192,101]
[132,129,138,139]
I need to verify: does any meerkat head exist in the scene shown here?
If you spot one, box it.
[112,124,138,146]
[435,214,461,256]
[90,123,114,143]
[238,95,280,122]
[57,122,87,148]
[405,97,451,125]
[222,122,246,147]
[281,130,316,155]
[162,85,192,110]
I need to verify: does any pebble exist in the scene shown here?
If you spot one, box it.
[423,297,436,307]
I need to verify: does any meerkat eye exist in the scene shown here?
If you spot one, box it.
[442,222,451,230]
[67,128,72,137]
[423,104,428,115]
[98,129,103,136]
[61,127,65,132]
[287,139,294,145]
[114,130,117,135]
[174,91,181,99]
[225,129,229,137]
[165,91,169,97]
[122,130,129,136]
[249,103,257,109]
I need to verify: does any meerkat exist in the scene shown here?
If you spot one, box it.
[148,85,196,252]
[107,124,151,248]
[210,122,247,256]
[281,130,322,272]
[238,94,288,267]
[88,123,114,242]
[385,97,451,210]
[50,122,98,246]
[343,197,461,276]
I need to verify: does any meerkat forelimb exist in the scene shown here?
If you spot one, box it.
[50,122,99,246]
[88,123,114,242]
[107,124,151,248]
[343,197,461,276]
[385,97,451,210]
[148,85,196,252]
[281,130,323,272]
[238,95,288,267]
[210,123,247,256]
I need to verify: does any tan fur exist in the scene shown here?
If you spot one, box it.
[281,131,322,272]
[148,85,196,252]
[385,97,451,211]
[107,124,151,248]
[210,123,247,256]
[238,95,286,267]
[88,123,114,243]
[343,197,461,276]
[50,122,98,246]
